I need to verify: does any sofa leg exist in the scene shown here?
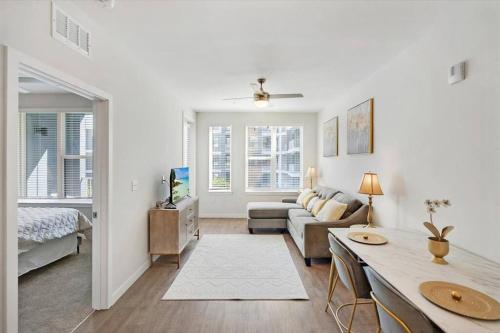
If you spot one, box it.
[248,228,254,234]
[304,258,311,266]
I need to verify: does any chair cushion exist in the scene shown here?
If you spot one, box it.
[247,202,301,219]
[333,192,363,218]
[313,185,340,200]
[288,208,313,219]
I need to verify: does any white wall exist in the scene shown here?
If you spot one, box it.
[318,2,500,263]
[197,112,317,217]
[0,1,189,326]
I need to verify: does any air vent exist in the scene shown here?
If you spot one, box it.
[52,3,91,56]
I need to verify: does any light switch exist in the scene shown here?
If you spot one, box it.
[131,180,138,192]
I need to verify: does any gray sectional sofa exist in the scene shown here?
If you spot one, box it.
[247,185,368,266]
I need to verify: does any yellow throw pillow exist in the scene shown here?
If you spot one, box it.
[311,199,327,216]
[316,199,348,222]
[302,192,317,208]
[296,188,312,205]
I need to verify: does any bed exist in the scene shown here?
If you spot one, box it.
[18,207,92,276]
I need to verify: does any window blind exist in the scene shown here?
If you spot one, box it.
[18,112,93,199]
[209,126,231,191]
[246,126,302,191]
[64,113,93,198]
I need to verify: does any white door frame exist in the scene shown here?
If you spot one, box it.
[0,45,113,333]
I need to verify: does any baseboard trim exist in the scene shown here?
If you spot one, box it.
[110,259,150,306]
[199,213,247,219]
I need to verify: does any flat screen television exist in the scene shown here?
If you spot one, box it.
[171,167,189,203]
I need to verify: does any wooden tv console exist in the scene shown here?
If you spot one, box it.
[148,196,199,268]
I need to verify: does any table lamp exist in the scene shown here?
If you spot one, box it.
[306,167,316,189]
[358,172,383,228]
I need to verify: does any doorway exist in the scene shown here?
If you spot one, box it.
[1,46,112,333]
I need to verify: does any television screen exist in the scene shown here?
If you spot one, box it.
[171,167,189,203]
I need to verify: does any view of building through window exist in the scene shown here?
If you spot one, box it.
[209,126,231,191]
[247,126,302,191]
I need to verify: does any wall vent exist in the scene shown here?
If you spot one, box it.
[51,2,91,56]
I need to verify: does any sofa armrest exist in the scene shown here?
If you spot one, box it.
[282,198,297,203]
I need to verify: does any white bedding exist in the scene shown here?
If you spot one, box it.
[18,207,92,246]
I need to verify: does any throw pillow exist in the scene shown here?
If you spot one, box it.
[306,196,319,212]
[316,199,348,222]
[302,192,317,208]
[311,199,327,216]
[296,188,312,205]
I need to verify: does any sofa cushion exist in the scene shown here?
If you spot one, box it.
[288,208,313,219]
[316,199,348,222]
[247,202,302,219]
[333,192,363,218]
[313,185,340,200]
[288,216,317,239]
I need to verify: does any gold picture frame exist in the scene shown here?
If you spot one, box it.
[347,98,373,154]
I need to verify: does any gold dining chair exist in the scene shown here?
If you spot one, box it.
[325,234,379,333]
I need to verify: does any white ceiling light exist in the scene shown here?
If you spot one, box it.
[254,98,269,108]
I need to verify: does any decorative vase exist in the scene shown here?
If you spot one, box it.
[428,237,449,265]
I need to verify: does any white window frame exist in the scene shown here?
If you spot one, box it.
[208,125,232,192]
[18,108,93,199]
[245,125,303,193]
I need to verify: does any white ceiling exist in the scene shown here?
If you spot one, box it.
[75,1,442,112]
[18,77,70,94]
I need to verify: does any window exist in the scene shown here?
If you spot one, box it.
[18,112,93,199]
[246,126,302,191]
[209,126,231,191]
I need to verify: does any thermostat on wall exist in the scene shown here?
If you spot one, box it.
[448,61,466,84]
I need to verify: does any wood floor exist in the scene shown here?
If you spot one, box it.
[76,219,378,333]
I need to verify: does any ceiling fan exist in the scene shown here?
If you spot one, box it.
[223,78,303,108]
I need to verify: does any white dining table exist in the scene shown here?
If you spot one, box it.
[328,227,500,333]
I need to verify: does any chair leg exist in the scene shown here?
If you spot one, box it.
[348,299,358,332]
[325,257,338,312]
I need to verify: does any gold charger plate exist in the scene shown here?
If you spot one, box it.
[420,281,500,320]
[347,232,388,245]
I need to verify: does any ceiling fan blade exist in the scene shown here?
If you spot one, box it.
[222,96,254,101]
[269,93,304,99]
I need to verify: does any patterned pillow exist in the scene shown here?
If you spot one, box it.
[296,188,312,205]
[306,196,319,212]
[302,192,317,208]
[311,199,327,216]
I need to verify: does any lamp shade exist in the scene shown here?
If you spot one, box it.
[306,167,316,178]
[358,172,383,195]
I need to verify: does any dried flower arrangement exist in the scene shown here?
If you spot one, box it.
[423,199,453,241]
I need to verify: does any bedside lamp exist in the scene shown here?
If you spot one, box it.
[358,172,383,228]
[306,167,316,189]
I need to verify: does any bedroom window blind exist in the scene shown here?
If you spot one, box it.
[18,112,94,199]
[246,126,302,192]
[208,126,231,192]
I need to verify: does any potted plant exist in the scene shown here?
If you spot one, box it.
[423,199,453,265]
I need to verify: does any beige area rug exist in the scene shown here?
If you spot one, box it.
[162,234,309,300]
[18,239,92,333]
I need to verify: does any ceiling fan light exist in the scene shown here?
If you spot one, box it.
[254,99,269,108]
